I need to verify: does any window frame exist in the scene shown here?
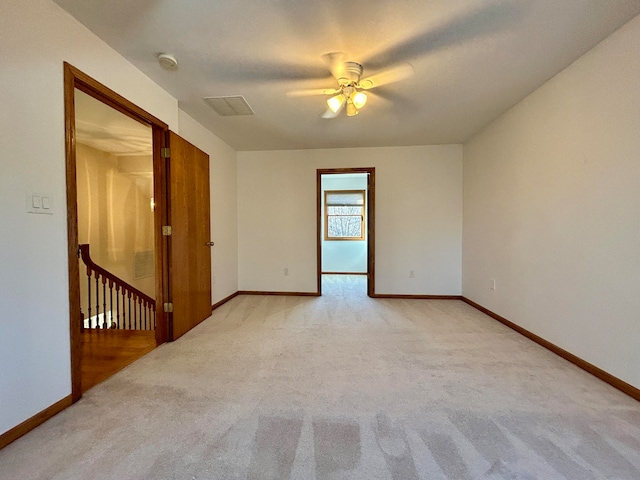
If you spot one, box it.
[323,189,366,241]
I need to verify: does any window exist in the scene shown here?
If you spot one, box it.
[324,190,365,240]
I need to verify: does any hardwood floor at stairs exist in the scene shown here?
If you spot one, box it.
[81,329,157,392]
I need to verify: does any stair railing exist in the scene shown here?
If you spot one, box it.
[78,244,156,330]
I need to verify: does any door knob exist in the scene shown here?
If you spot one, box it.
[206,241,215,247]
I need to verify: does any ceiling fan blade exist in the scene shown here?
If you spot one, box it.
[365,91,394,108]
[358,64,414,90]
[362,1,526,69]
[321,107,342,119]
[321,52,347,81]
[204,59,328,83]
[367,90,420,113]
[287,88,340,97]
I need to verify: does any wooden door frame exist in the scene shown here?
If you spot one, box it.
[63,63,170,402]
[317,168,375,296]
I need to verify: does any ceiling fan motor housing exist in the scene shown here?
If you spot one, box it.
[338,61,363,85]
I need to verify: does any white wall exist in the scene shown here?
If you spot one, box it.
[237,146,463,294]
[321,174,368,273]
[0,0,234,436]
[177,110,239,305]
[463,15,640,389]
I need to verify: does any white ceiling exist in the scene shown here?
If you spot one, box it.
[55,0,640,151]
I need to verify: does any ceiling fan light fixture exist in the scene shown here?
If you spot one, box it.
[289,52,415,119]
[327,94,346,113]
[352,91,367,109]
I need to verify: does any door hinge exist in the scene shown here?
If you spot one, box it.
[164,302,174,313]
[161,147,171,158]
[162,225,172,236]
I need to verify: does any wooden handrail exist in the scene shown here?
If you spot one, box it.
[78,244,155,309]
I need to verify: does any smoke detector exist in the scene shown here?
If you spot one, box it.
[157,53,178,71]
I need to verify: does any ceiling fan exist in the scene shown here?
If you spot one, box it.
[287,52,414,118]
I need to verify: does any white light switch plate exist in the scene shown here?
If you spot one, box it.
[27,192,54,215]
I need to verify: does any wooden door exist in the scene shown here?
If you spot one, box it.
[167,131,212,340]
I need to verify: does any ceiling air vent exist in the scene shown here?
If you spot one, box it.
[203,96,255,116]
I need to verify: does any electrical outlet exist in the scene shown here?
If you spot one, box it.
[284,267,289,276]
[409,270,415,278]
[212,275,217,285]
[490,279,496,290]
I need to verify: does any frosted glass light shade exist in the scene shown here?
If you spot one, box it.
[327,94,346,113]
[352,91,368,109]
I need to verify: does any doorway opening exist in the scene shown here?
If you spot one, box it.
[317,168,375,296]
[64,63,170,401]
[74,89,158,391]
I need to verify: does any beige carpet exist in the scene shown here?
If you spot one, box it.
[1,275,639,479]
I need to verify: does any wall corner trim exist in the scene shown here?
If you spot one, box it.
[237,291,321,297]
[461,297,640,402]
[0,395,73,450]
[371,294,463,300]
[211,291,240,311]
